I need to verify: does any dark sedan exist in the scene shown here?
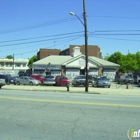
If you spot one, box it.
[5,75,17,85]
[92,77,111,88]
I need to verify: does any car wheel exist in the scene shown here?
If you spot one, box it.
[17,81,20,85]
[29,82,33,86]
[92,84,95,87]
[0,86,1,89]
[6,82,10,85]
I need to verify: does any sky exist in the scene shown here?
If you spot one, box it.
[0,0,140,59]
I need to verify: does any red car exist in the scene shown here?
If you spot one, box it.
[55,76,70,86]
[30,74,45,84]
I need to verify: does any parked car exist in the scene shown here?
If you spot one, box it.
[5,74,17,85]
[30,74,45,84]
[55,76,70,86]
[117,75,134,84]
[92,76,111,88]
[43,75,55,85]
[16,76,40,86]
[88,75,99,85]
[72,75,86,87]
[0,74,6,89]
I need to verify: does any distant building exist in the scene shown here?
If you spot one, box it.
[37,45,102,60]
[0,58,28,76]
[60,45,102,58]
[37,48,61,60]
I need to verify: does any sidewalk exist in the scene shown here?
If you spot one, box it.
[2,85,140,95]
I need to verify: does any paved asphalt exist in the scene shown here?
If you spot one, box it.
[0,90,140,140]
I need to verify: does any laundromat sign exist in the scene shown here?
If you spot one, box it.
[35,65,61,69]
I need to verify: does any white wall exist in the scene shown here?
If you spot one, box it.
[103,69,116,81]
[66,69,80,82]
[89,68,98,76]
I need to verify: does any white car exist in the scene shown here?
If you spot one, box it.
[16,76,41,86]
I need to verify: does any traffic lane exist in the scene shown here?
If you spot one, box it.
[0,90,140,108]
[0,97,139,140]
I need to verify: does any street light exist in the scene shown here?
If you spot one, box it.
[70,0,88,92]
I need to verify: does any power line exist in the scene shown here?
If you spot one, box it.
[0,15,83,35]
[0,36,83,58]
[89,35,140,42]
[0,31,84,43]
[87,15,140,20]
[0,34,84,47]
[14,36,83,56]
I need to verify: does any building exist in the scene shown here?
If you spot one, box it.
[32,47,119,81]
[60,45,102,58]
[37,45,102,60]
[37,48,61,60]
[0,58,29,76]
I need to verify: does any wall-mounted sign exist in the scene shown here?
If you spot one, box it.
[35,65,61,70]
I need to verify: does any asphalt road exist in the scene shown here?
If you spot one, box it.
[0,90,140,140]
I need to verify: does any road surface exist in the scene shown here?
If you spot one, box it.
[0,90,139,140]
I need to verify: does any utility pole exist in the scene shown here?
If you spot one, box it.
[69,0,89,92]
[12,54,14,70]
[83,0,88,92]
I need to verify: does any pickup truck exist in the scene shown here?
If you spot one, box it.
[137,75,140,86]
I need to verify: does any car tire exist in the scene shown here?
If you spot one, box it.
[17,81,20,85]
[29,82,33,86]
[108,85,110,88]
[0,86,1,89]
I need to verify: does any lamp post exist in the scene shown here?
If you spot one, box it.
[70,0,88,92]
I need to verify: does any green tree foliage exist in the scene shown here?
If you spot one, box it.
[28,55,37,68]
[108,52,124,71]
[107,52,140,73]
[123,53,138,72]
[5,55,13,59]
[135,51,140,73]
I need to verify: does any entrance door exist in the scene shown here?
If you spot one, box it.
[80,69,85,75]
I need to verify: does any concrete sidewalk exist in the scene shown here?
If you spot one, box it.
[2,85,140,95]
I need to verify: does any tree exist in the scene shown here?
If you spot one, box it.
[5,55,13,59]
[107,52,139,73]
[28,55,37,68]
[135,51,140,73]
[122,53,138,72]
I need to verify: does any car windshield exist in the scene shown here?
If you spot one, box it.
[46,76,54,78]
[77,76,85,79]
[125,76,131,78]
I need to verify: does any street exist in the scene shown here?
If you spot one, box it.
[0,90,140,140]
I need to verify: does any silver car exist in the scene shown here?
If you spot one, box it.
[92,76,111,88]
[16,76,40,86]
